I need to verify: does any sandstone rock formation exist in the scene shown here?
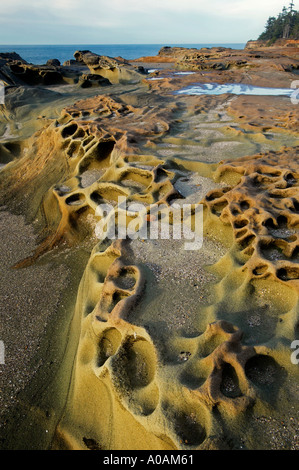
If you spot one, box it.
[73,50,147,84]
[1,46,299,451]
[246,39,299,49]
[46,58,61,67]
[0,52,111,87]
[158,45,299,75]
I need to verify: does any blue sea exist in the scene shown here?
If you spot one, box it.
[0,44,245,65]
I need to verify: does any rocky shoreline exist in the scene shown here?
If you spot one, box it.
[0,44,299,450]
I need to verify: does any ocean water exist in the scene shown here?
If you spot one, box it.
[0,44,245,65]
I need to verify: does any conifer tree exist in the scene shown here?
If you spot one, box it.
[258,2,299,41]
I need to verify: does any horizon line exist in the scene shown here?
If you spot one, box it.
[0,42,247,46]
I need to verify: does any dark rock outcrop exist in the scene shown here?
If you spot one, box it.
[0,52,27,64]
[73,50,146,84]
[78,73,111,88]
[7,62,64,86]
[46,59,61,67]
[0,52,112,87]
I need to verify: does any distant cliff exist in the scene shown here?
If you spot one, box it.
[245,38,299,49]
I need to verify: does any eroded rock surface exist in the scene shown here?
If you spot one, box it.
[1,46,299,451]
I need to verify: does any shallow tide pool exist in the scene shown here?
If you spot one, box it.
[176,82,295,97]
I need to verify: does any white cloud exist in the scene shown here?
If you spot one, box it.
[0,0,293,43]
[78,0,290,18]
[0,0,289,19]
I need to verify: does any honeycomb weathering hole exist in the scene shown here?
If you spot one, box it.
[97,328,122,367]
[277,266,299,281]
[94,140,115,161]
[220,363,243,398]
[112,338,157,390]
[61,123,78,138]
[162,403,207,447]
[65,193,85,206]
[245,354,284,388]
[114,268,137,290]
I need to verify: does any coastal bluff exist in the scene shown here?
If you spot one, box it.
[245,38,299,49]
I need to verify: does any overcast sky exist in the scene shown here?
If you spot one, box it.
[0,0,294,44]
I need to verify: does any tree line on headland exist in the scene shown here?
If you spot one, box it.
[258,1,299,42]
